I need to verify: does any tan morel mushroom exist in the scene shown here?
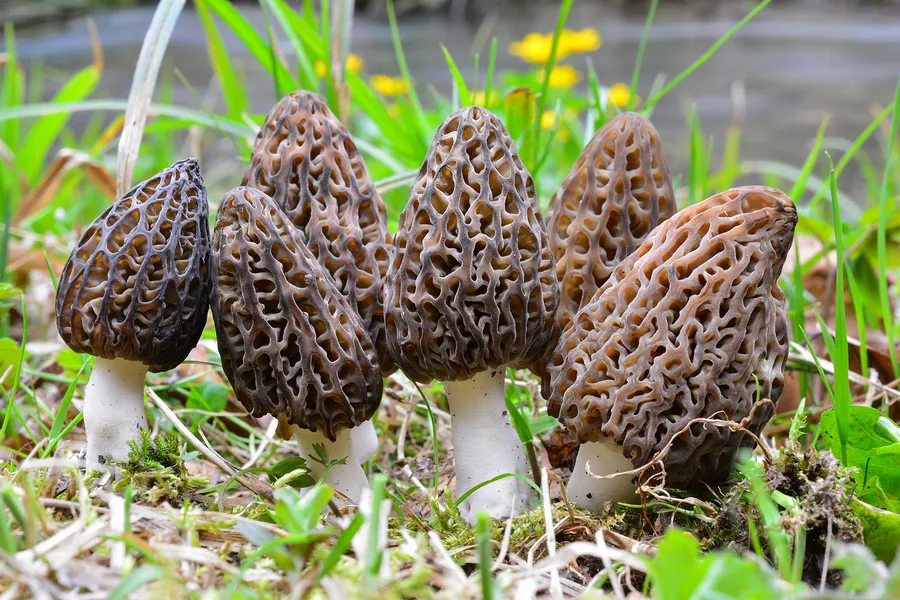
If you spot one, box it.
[547,112,675,334]
[56,158,211,471]
[547,186,797,511]
[385,106,559,522]
[211,186,382,503]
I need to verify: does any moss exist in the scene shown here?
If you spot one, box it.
[112,430,210,505]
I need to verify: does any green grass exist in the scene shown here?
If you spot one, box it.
[2,0,900,597]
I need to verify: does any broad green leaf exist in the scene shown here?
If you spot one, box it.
[0,284,22,302]
[854,498,900,563]
[268,457,316,489]
[820,406,900,501]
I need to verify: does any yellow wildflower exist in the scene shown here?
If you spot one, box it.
[510,33,563,64]
[510,28,601,64]
[559,29,602,54]
[540,110,570,142]
[607,83,637,108]
[541,65,582,89]
[314,53,364,78]
[371,74,409,96]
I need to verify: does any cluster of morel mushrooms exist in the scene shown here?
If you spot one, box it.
[55,92,797,523]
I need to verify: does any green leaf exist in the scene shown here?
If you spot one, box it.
[647,529,780,600]
[0,338,19,388]
[186,381,229,413]
[854,499,900,563]
[819,406,900,501]
[441,46,471,108]
[0,284,22,302]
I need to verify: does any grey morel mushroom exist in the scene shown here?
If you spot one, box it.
[211,186,382,503]
[55,158,211,471]
[385,106,559,522]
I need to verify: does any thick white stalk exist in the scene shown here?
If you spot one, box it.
[83,357,149,471]
[565,438,637,512]
[293,425,370,505]
[351,419,378,465]
[445,369,532,523]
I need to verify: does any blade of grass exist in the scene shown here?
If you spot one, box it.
[627,0,659,112]
[116,0,186,195]
[827,154,851,465]
[441,46,471,107]
[195,0,248,118]
[202,0,297,92]
[477,511,496,600]
[364,474,388,593]
[532,0,575,169]
[483,39,498,108]
[845,265,868,384]
[386,0,430,144]
[877,77,900,379]
[643,0,773,110]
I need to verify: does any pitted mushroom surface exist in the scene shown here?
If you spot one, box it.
[56,158,211,470]
[548,186,796,510]
[385,106,559,522]
[243,91,394,374]
[211,186,382,502]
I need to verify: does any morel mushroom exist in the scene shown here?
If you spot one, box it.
[539,112,675,464]
[547,186,796,511]
[547,112,675,333]
[385,106,559,522]
[55,158,211,471]
[243,90,393,376]
[211,186,382,503]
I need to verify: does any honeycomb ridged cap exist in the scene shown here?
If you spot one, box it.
[243,91,394,374]
[211,186,382,439]
[55,158,211,372]
[385,106,559,383]
[548,186,797,488]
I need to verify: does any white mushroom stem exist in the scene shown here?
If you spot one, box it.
[565,437,638,512]
[351,419,379,465]
[83,357,150,471]
[292,425,370,505]
[444,369,532,523]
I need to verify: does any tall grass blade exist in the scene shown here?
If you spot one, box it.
[628,0,659,111]
[643,0,773,110]
[116,0,186,195]
[532,0,575,169]
[827,154,851,464]
[877,77,900,379]
[441,46,471,107]
[386,0,429,144]
[195,0,248,118]
[483,39,497,108]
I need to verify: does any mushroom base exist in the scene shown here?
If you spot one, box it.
[565,438,637,512]
[352,420,378,465]
[292,425,370,505]
[444,369,533,523]
[83,357,150,472]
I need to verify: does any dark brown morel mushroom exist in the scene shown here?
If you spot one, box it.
[211,186,382,503]
[243,91,393,376]
[547,186,796,511]
[55,158,211,470]
[385,106,559,522]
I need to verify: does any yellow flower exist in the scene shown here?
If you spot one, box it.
[371,74,409,96]
[607,83,638,108]
[510,32,559,64]
[315,53,364,78]
[559,29,602,54]
[540,110,570,142]
[470,91,486,106]
[510,28,601,64]
[541,65,582,89]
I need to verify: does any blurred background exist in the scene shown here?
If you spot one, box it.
[3,0,900,195]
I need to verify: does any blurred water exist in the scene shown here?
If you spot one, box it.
[9,1,900,206]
